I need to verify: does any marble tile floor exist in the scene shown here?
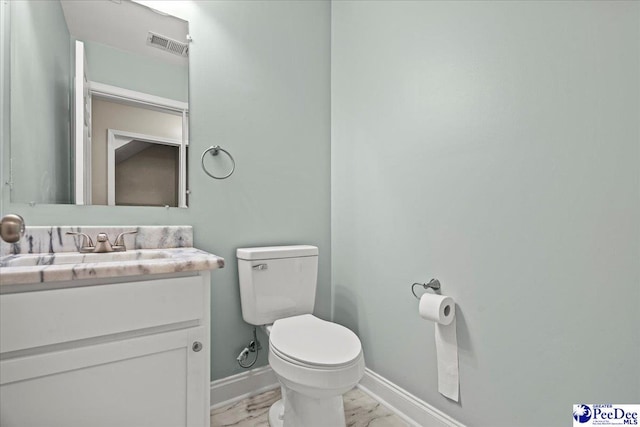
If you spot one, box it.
[210,387,408,427]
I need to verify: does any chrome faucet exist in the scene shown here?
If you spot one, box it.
[66,231,137,253]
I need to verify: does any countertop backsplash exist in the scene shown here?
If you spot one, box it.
[0,226,193,256]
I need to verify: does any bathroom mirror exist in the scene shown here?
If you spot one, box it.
[7,0,189,207]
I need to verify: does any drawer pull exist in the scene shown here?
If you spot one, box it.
[192,341,203,352]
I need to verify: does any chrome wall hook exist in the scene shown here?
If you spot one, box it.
[411,278,441,300]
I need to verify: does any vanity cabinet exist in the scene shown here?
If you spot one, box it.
[0,272,211,427]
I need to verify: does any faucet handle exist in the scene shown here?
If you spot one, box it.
[113,230,138,250]
[66,232,95,251]
[0,214,25,243]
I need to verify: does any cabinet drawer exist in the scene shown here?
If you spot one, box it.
[0,276,205,353]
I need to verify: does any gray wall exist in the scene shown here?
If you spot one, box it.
[10,0,71,204]
[84,40,188,102]
[332,1,640,426]
[2,0,331,381]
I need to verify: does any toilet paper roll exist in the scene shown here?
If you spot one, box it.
[419,293,459,402]
[419,294,455,325]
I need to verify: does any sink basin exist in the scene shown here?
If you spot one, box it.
[0,250,172,268]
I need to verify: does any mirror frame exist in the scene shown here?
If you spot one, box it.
[0,0,192,210]
[1,0,11,212]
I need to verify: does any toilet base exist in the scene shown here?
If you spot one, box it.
[268,399,284,427]
[269,386,346,427]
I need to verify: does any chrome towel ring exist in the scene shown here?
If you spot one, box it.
[201,145,236,179]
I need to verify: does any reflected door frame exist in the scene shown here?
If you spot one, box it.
[87,82,189,207]
[74,41,92,205]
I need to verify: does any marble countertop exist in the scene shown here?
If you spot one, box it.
[0,248,225,286]
[0,226,224,287]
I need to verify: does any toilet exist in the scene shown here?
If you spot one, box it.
[237,245,364,427]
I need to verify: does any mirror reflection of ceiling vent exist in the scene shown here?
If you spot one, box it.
[146,32,189,57]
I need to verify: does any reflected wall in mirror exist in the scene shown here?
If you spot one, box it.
[8,0,189,207]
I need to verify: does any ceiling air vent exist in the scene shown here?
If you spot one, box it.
[146,32,189,57]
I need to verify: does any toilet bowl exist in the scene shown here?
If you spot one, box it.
[236,245,364,427]
[266,314,365,427]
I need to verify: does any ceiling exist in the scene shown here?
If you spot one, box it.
[60,0,188,67]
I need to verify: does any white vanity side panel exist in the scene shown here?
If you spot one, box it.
[194,271,211,426]
[0,276,204,353]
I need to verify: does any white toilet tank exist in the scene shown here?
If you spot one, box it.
[237,245,319,326]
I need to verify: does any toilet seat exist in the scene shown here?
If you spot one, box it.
[270,314,362,368]
[270,344,362,371]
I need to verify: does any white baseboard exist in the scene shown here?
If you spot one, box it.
[358,368,465,427]
[210,365,279,410]
[209,365,463,427]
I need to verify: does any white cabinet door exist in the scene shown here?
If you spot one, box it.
[0,327,207,427]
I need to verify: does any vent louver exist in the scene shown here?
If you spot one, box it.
[147,32,189,57]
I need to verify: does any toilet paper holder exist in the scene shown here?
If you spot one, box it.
[411,279,441,300]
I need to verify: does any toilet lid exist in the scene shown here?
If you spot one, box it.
[270,314,362,368]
